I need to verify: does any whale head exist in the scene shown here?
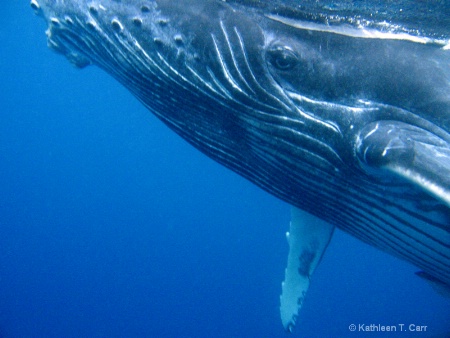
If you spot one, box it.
[31,0,450,331]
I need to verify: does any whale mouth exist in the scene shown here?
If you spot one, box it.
[266,14,450,48]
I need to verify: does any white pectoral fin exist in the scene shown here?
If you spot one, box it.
[280,207,335,332]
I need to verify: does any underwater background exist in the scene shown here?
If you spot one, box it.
[1,2,449,337]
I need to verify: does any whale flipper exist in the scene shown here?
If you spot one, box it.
[280,207,335,332]
[357,121,450,207]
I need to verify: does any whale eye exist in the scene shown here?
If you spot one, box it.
[267,45,298,71]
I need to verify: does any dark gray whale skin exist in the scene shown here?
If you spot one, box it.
[32,0,449,313]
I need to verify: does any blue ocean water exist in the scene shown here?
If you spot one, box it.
[0,2,449,337]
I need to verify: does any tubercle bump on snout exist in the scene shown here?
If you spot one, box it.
[32,0,160,38]
[30,0,41,13]
[33,0,190,67]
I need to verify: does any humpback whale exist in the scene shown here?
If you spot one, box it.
[31,0,449,332]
